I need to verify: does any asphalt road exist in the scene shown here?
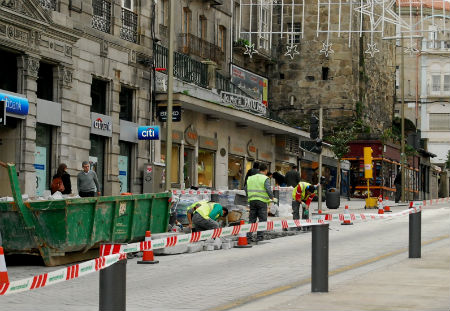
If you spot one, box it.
[1,203,449,311]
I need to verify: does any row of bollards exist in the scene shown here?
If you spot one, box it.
[99,208,422,309]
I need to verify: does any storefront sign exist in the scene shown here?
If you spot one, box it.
[0,92,29,116]
[184,125,198,146]
[161,130,183,144]
[247,140,257,158]
[91,112,113,137]
[119,120,138,143]
[0,100,5,125]
[37,99,61,127]
[258,151,273,162]
[118,155,128,193]
[230,144,246,156]
[199,136,218,150]
[34,146,47,196]
[221,91,267,116]
[231,64,268,106]
[138,126,160,140]
[157,105,182,122]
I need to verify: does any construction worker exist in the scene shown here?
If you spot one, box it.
[245,163,276,242]
[186,200,206,232]
[191,201,228,231]
[292,182,317,224]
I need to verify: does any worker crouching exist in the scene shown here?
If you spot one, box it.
[191,201,228,231]
[292,182,317,231]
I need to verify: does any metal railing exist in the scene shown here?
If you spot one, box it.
[120,8,138,43]
[40,0,57,10]
[153,43,208,88]
[215,72,247,96]
[178,33,224,65]
[92,0,111,34]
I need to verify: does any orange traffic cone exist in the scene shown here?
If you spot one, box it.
[409,201,413,208]
[378,196,384,214]
[137,231,159,264]
[0,247,9,284]
[341,205,353,225]
[234,220,252,248]
[383,196,392,212]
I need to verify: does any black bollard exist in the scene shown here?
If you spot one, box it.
[273,189,280,206]
[312,223,329,292]
[409,211,421,258]
[99,257,127,311]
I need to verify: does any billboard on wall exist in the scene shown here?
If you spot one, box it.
[230,64,268,107]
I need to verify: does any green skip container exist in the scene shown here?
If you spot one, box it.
[0,162,171,266]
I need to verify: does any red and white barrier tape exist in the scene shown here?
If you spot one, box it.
[0,206,425,296]
[422,197,450,206]
[0,253,126,296]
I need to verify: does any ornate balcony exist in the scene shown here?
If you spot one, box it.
[92,0,111,34]
[178,33,224,65]
[120,8,138,43]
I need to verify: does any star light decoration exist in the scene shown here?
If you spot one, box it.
[243,43,259,58]
[319,41,334,57]
[285,44,300,59]
[353,0,406,31]
[404,44,419,56]
[365,42,380,57]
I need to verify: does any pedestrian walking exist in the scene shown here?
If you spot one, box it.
[245,163,275,242]
[285,165,301,187]
[394,169,401,203]
[244,162,260,186]
[77,161,101,197]
[191,201,228,231]
[292,182,317,229]
[272,171,286,187]
[51,163,72,195]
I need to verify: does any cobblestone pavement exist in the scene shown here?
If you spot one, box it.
[0,203,448,311]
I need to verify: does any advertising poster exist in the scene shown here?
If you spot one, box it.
[231,64,268,107]
[34,146,47,196]
[118,155,128,193]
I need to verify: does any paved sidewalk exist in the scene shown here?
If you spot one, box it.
[230,234,450,311]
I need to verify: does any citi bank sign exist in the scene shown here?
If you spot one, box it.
[138,126,160,140]
[93,117,112,131]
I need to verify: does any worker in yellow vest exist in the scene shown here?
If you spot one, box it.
[292,181,317,223]
[245,163,276,242]
[191,201,228,231]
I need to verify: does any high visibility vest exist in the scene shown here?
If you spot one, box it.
[247,174,271,203]
[292,182,312,201]
[187,200,207,214]
[194,201,214,219]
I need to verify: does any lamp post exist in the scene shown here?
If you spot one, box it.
[165,0,174,191]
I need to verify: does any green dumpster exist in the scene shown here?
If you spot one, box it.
[0,162,171,266]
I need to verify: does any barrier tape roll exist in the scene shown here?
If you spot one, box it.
[0,206,426,296]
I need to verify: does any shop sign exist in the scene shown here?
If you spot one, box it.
[0,100,5,125]
[221,91,267,116]
[184,125,198,146]
[0,92,29,116]
[157,105,182,122]
[247,140,257,158]
[230,64,268,106]
[230,144,245,156]
[161,130,183,144]
[258,151,273,162]
[91,112,112,137]
[199,136,218,150]
[137,126,160,140]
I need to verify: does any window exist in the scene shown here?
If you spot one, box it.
[160,0,167,26]
[287,23,301,45]
[322,67,329,80]
[0,50,17,92]
[429,113,450,130]
[92,0,112,33]
[37,62,54,101]
[161,142,180,184]
[218,26,226,51]
[122,0,132,10]
[35,123,53,196]
[233,3,240,41]
[199,15,207,40]
[183,7,191,34]
[259,7,269,50]
[432,75,441,92]
[91,78,108,114]
[119,86,133,121]
[198,149,215,188]
[89,134,105,194]
[444,75,450,92]
[119,141,132,193]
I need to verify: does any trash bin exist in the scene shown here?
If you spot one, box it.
[326,188,340,209]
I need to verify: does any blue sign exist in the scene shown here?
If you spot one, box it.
[138,126,160,140]
[0,92,29,116]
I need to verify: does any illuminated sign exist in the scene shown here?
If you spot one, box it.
[138,126,160,140]
[0,92,29,116]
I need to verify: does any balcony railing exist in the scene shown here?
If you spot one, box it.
[215,72,247,97]
[178,33,224,65]
[120,8,138,43]
[422,40,450,51]
[92,0,111,34]
[40,0,57,10]
[154,43,208,88]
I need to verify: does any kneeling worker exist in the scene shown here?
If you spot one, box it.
[292,182,317,224]
[192,201,228,231]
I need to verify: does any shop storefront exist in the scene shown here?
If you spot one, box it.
[161,130,183,188]
[228,143,246,190]
[198,136,218,188]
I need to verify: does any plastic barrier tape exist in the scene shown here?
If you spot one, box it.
[0,206,426,296]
